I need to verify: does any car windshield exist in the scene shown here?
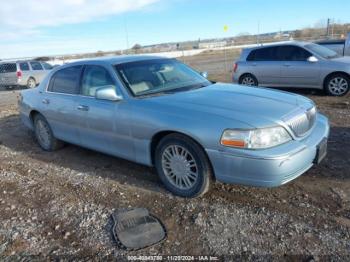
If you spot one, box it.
[115,59,211,96]
[305,43,339,59]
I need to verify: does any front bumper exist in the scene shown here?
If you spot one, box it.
[206,114,330,187]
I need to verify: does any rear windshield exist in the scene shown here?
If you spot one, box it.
[0,63,17,73]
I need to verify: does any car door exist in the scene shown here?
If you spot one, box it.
[76,64,134,160]
[277,45,321,88]
[42,65,83,144]
[246,46,281,86]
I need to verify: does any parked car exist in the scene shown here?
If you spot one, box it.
[316,32,350,57]
[233,42,350,96]
[19,56,329,197]
[0,60,53,89]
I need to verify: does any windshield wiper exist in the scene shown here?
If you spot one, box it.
[137,82,210,97]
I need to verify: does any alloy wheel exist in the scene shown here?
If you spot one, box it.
[328,77,348,96]
[161,145,198,190]
[28,78,36,88]
[241,76,256,86]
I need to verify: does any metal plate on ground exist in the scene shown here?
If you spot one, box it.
[111,208,166,250]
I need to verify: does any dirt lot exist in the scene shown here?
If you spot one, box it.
[0,54,350,260]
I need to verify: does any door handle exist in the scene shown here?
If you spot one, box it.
[284,64,291,67]
[77,105,89,111]
[42,99,50,104]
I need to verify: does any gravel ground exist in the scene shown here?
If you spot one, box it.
[0,77,349,260]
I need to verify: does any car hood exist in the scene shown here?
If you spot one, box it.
[147,83,314,128]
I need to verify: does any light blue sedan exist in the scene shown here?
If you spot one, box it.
[19,56,329,197]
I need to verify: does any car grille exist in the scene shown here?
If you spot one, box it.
[285,107,316,137]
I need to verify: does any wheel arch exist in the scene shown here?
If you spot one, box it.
[29,110,41,124]
[238,73,258,85]
[27,76,36,82]
[149,130,216,180]
[323,71,350,88]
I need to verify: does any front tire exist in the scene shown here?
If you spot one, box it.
[33,114,64,151]
[155,133,211,198]
[239,74,258,86]
[324,74,350,96]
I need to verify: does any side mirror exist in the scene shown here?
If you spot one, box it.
[200,71,208,78]
[95,85,122,101]
[307,56,318,63]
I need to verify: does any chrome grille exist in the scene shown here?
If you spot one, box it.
[285,107,316,137]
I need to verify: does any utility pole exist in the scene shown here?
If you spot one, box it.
[326,18,330,38]
[257,21,260,45]
[123,15,130,55]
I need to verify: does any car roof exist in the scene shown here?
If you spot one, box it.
[64,55,169,67]
[242,41,312,52]
[0,60,40,64]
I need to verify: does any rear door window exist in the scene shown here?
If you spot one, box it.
[0,63,17,73]
[276,46,312,61]
[247,47,277,61]
[19,62,30,71]
[81,65,114,97]
[48,65,83,94]
[30,61,44,71]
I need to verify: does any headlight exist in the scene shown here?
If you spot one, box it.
[221,126,292,149]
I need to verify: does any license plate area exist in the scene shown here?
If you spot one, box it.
[314,138,327,164]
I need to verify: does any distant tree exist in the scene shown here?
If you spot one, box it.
[132,44,142,53]
[293,30,302,38]
[34,56,50,61]
[95,51,104,57]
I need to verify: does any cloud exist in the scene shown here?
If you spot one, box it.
[0,0,160,30]
[0,0,162,58]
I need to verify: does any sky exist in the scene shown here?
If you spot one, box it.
[1,0,350,59]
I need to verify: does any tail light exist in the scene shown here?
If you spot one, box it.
[17,71,22,78]
[233,63,238,73]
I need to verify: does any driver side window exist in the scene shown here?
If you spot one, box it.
[81,65,114,97]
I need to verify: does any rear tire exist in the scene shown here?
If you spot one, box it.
[239,74,258,86]
[155,133,211,198]
[27,77,36,89]
[33,114,64,151]
[324,73,350,96]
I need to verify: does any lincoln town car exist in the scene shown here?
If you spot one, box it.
[19,56,329,197]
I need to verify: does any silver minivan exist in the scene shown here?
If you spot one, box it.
[0,60,53,89]
[233,42,350,96]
